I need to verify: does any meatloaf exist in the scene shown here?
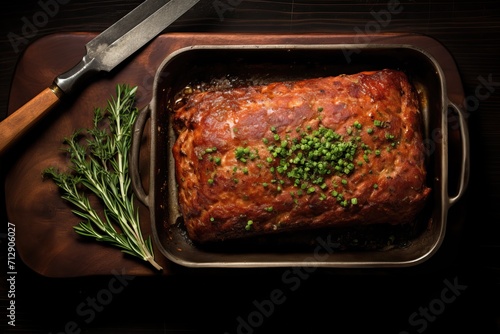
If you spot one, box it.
[172,69,431,243]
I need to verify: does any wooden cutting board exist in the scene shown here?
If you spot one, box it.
[5,32,171,277]
[4,32,464,277]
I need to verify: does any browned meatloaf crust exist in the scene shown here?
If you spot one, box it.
[172,69,431,243]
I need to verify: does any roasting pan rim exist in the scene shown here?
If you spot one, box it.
[133,34,467,269]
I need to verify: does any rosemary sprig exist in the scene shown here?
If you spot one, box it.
[43,84,162,271]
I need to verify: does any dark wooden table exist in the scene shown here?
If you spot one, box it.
[1,1,499,333]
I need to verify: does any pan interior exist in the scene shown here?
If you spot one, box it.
[151,45,444,267]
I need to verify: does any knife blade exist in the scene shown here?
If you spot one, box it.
[0,0,199,155]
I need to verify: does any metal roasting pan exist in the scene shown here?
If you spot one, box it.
[130,33,469,268]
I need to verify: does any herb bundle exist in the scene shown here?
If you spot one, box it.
[44,84,162,271]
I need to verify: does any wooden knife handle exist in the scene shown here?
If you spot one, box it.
[0,85,62,155]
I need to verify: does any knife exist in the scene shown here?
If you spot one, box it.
[0,0,199,155]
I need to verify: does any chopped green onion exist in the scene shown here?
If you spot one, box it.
[245,220,253,230]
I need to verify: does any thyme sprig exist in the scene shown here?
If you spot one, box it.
[43,84,162,271]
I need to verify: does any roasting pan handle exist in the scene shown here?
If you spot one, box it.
[130,104,151,207]
[446,101,470,207]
